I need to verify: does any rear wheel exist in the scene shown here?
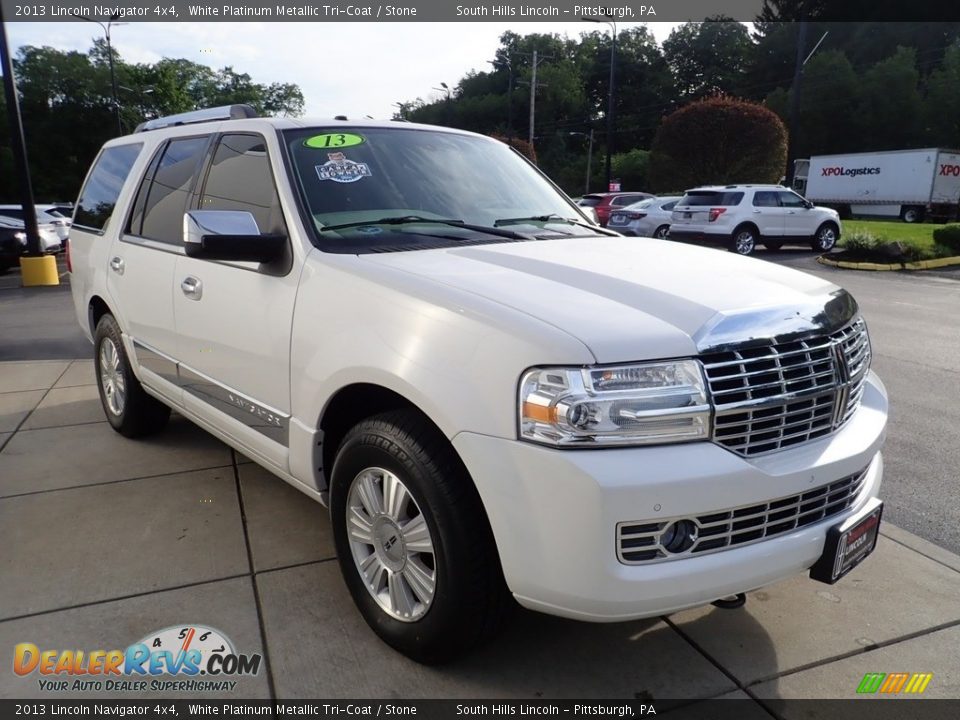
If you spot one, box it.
[653,224,670,239]
[811,223,839,252]
[94,314,170,437]
[730,226,758,255]
[901,206,924,223]
[330,409,508,663]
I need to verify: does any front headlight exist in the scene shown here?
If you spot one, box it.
[519,360,711,447]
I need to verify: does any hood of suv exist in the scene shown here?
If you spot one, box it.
[362,237,845,363]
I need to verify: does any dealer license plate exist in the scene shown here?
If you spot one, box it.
[810,498,883,584]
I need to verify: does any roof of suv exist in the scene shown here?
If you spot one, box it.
[684,184,788,192]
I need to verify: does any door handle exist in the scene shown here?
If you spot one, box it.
[752,210,762,214]
[181,276,203,300]
[109,257,124,275]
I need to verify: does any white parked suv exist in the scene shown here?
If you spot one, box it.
[70,107,886,663]
[669,185,842,255]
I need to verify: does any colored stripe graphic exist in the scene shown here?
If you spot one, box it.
[858,672,933,694]
[857,673,885,693]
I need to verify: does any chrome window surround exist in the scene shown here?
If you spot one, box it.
[617,464,870,565]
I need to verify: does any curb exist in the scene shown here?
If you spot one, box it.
[817,255,960,271]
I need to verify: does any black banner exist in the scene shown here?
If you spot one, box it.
[3,700,960,720]
[1,0,959,22]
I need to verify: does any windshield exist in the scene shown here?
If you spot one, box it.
[284,126,597,252]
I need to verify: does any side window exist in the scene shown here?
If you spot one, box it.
[778,191,807,208]
[199,134,286,235]
[74,144,143,232]
[753,192,780,207]
[661,201,677,211]
[139,136,209,243]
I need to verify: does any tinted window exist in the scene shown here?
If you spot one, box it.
[680,191,744,207]
[0,209,23,220]
[140,136,208,243]
[753,191,780,207]
[74,144,143,231]
[200,134,286,235]
[778,191,807,208]
[661,201,678,211]
[578,197,602,207]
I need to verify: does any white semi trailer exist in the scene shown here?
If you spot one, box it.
[793,148,960,223]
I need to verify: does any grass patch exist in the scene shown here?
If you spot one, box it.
[837,220,956,262]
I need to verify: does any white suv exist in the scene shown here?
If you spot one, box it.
[669,185,842,255]
[70,107,886,663]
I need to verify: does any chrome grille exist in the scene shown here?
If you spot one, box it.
[702,319,870,456]
[617,466,869,564]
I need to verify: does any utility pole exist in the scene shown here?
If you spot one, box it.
[528,50,537,147]
[785,15,809,186]
[0,6,42,258]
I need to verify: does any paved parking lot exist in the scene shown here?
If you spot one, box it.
[1,255,959,708]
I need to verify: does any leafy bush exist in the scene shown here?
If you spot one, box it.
[932,224,960,254]
[611,149,651,191]
[839,230,881,254]
[647,95,787,192]
[839,230,938,262]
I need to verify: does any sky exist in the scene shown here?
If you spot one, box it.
[7,22,689,119]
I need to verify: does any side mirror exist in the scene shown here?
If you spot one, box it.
[183,210,286,263]
[804,200,815,210]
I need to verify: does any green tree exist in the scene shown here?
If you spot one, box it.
[857,47,922,150]
[611,149,651,191]
[648,96,788,192]
[0,43,304,203]
[922,43,960,147]
[663,18,754,100]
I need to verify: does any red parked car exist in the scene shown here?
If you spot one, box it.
[577,192,655,227]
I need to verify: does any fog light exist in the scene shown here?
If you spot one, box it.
[661,519,698,554]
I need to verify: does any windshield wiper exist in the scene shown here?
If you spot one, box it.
[318,215,532,241]
[494,213,620,236]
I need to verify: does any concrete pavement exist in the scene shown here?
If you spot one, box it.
[1,357,959,707]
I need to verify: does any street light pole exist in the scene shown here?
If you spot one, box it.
[582,15,617,191]
[75,12,124,135]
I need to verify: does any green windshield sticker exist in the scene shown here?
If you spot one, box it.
[304,133,365,149]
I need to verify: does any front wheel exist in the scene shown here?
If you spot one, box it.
[811,223,839,252]
[730,227,758,255]
[94,314,170,437]
[330,409,508,663]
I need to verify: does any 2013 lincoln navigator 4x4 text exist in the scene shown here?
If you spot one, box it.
[69,105,888,663]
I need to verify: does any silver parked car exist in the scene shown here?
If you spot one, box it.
[606,196,681,238]
[0,204,71,242]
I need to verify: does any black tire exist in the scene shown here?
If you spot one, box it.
[901,206,924,224]
[811,222,840,252]
[764,241,784,251]
[93,314,171,438]
[330,409,508,663]
[653,224,670,239]
[729,225,758,255]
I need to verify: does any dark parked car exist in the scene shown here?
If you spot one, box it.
[0,221,26,274]
[577,192,655,227]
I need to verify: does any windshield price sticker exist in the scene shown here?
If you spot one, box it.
[305,133,366,149]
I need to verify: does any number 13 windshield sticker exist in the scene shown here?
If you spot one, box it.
[316,152,372,183]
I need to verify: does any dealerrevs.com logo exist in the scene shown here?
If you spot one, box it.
[13,624,261,693]
[821,166,882,177]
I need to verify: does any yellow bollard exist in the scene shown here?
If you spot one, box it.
[20,255,60,287]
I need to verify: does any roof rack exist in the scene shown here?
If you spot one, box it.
[134,104,259,133]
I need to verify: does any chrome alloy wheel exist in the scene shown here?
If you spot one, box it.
[816,225,838,250]
[734,230,756,254]
[346,467,437,622]
[98,338,126,417]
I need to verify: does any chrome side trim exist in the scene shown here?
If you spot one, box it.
[132,339,179,386]
[179,365,289,446]
[694,289,859,354]
[120,234,186,255]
